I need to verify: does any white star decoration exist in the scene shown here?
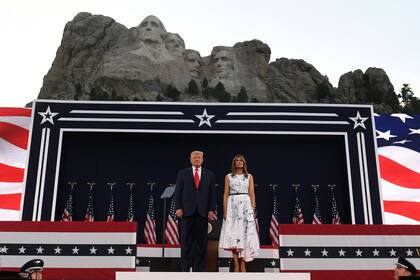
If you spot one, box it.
[338,249,346,256]
[0,246,8,253]
[394,139,412,145]
[349,111,368,129]
[355,249,363,256]
[391,113,413,123]
[286,249,294,256]
[18,246,26,254]
[72,246,79,254]
[90,246,98,254]
[304,249,311,256]
[321,249,328,256]
[406,249,413,256]
[389,249,397,256]
[54,246,62,254]
[125,247,133,255]
[108,246,115,254]
[376,130,397,141]
[270,260,276,267]
[409,128,420,135]
[38,106,59,125]
[36,246,44,254]
[372,249,380,256]
[195,108,215,127]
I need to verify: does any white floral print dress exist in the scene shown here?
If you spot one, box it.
[219,173,260,262]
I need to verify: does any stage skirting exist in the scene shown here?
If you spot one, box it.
[2,223,420,279]
[0,222,136,280]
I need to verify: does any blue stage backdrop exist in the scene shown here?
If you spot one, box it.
[21,100,382,244]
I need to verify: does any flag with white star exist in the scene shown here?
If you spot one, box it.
[0,107,31,221]
[127,187,134,222]
[292,190,304,224]
[312,187,322,224]
[0,221,136,279]
[331,187,341,224]
[106,187,115,222]
[61,188,74,222]
[375,114,420,224]
[218,246,279,272]
[84,187,95,222]
[164,196,179,245]
[269,196,279,247]
[144,193,157,244]
[279,224,420,278]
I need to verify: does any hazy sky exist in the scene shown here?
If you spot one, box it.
[1,0,419,107]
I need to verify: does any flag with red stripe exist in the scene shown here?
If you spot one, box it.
[0,221,136,280]
[279,224,420,280]
[269,196,279,247]
[0,107,31,220]
[164,197,179,245]
[144,194,157,244]
[375,114,420,224]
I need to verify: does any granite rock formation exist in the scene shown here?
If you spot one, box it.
[39,13,402,112]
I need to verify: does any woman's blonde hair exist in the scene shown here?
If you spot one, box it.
[231,154,249,177]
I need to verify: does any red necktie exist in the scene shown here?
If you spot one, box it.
[194,168,200,189]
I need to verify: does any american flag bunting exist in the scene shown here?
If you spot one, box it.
[269,195,279,247]
[84,186,95,222]
[164,197,179,245]
[144,193,157,244]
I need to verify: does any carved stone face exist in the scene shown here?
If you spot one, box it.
[184,51,201,78]
[138,15,165,44]
[213,49,233,79]
[165,33,185,57]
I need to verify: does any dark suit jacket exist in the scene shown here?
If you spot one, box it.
[175,167,216,217]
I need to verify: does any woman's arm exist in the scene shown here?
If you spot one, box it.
[223,175,230,219]
[249,174,256,210]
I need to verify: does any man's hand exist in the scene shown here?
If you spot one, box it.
[208,211,216,220]
[176,209,183,218]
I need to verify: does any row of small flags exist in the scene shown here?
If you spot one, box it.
[269,184,341,246]
[61,184,135,222]
[62,184,341,246]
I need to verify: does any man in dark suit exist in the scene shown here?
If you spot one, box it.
[175,150,216,272]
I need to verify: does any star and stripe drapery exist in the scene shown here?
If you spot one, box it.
[1,108,419,226]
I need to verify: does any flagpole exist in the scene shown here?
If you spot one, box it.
[160,183,175,260]
[126,183,135,222]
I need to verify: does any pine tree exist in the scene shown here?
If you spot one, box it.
[165,84,181,100]
[187,79,199,96]
[237,86,249,102]
[398,83,414,107]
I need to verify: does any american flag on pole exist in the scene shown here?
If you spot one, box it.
[375,114,420,224]
[61,187,74,222]
[0,221,136,280]
[292,189,304,224]
[85,186,95,222]
[269,196,279,247]
[106,187,115,222]
[0,107,31,221]
[127,186,134,222]
[144,193,157,244]
[312,186,322,224]
[164,197,179,245]
[330,186,341,224]
[279,224,420,280]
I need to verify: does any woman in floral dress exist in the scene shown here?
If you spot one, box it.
[219,154,260,272]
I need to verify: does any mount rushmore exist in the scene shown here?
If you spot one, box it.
[39,13,400,113]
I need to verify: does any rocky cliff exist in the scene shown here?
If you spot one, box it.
[39,13,401,113]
